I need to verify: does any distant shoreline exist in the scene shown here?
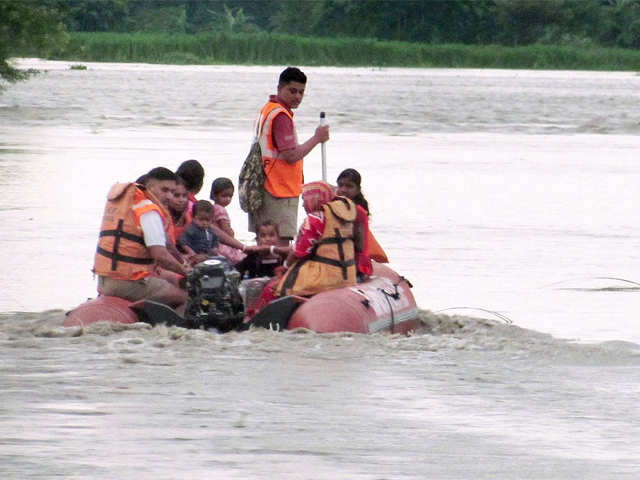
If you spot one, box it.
[37,32,640,71]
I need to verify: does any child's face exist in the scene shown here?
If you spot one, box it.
[170,184,189,213]
[337,178,360,200]
[213,188,234,208]
[257,225,279,246]
[192,211,213,230]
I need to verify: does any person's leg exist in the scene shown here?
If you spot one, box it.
[143,276,188,309]
[98,276,187,310]
[260,192,298,245]
[277,196,298,245]
[98,276,147,301]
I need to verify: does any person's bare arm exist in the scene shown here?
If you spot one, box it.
[273,245,291,256]
[166,240,185,262]
[279,125,329,164]
[217,218,235,237]
[149,245,188,276]
[211,224,245,250]
[354,221,365,254]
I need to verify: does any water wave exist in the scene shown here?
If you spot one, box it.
[2,309,638,365]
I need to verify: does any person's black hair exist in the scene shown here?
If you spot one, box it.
[146,167,176,182]
[192,199,214,217]
[210,177,234,199]
[337,168,369,215]
[258,219,279,236]
[279,67,307,86]
[175,176,188,188]
[135,174,148,185]
[176,159,204,193]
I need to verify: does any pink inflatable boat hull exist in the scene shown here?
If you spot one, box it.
[65,263,420,334]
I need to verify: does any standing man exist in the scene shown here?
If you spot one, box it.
[93,167,189,310]
[249,67,330,245]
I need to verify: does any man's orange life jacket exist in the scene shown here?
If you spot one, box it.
[93,182,170,281]
[277,197,357,297]
[258,100,303,198]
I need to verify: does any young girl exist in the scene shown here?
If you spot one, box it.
[176,159,205,212]
[210,177,246,265]
[168,177,192,241]
[336,168,388,279]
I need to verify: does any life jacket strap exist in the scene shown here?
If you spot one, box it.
[315,235,354,246]
[96,247,154,267]
[309,228,354,280]
[311,256,355,280]
[99,229,146,246]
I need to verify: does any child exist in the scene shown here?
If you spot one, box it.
[178,200,219,259]
[235,220,289,279]
[336,168,388,280]
[168,176,192,241]
[176,159,205,212]
[210,177,246,265]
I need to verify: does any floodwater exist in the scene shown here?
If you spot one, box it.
[1,59,640,479]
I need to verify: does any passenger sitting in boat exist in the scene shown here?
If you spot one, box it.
[176,159,205,212]
[335,168,372,280]
[136,168,185,268]
[93,167,189,310]
[235,220,289,279]
[209,177,246,265]
[178,200,219,259]
[276,181,357,297]
[336,168,389,279]
[175,160,255,255]
[169,176,191,241]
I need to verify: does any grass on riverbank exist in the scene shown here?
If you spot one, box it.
[42,31,640,71]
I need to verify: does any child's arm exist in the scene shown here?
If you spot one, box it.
[210,234,220,257]
[214,205,235,237]
[272,245,291,257]
[216,217,235,237]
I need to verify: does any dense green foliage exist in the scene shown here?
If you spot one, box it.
[52,31,640,70]
[41,0,640,49]
[0,0,67,83]
[4,0,640,83]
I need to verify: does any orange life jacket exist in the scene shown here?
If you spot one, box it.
[277,197,357,297]
[258,100,303,198]
[173,208,192,241]
[93,182,171,281]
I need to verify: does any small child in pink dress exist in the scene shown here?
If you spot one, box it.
[210,177,246,265]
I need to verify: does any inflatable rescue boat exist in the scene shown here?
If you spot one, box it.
[65,261,419,334]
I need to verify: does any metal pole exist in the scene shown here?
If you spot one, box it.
[320,111,327,182]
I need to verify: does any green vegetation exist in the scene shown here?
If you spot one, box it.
[49,31,640,71]
[4,0,640,85]
[0,0,67,85]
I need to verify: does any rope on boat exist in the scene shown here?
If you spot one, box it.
[434,307,513,325]
[540,276,640,290]
[377,274,409,331]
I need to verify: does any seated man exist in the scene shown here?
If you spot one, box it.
[93,167,189,310]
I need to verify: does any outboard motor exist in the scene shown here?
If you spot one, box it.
[184,258,245,332]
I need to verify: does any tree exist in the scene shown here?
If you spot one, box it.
[600,0,640,48]
[0,0,67,85]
